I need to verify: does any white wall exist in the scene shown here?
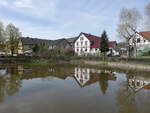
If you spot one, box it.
[74,34,91,55]
[74,67,90,86]
[134,33,150,48]
[129,76,150,91]
[74,34,117,56]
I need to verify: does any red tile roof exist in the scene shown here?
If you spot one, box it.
[81,32,116,48]
[139,31,150,41]
[82,33,100,48]
[109,41,117,47]
[144,84,150,90]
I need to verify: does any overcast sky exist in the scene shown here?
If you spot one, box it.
[0,0,149,40]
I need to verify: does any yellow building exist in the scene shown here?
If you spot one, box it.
[18,37,52,55]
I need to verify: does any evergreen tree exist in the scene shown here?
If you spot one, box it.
[100,30,109,56]
[98,73,109,95]
[33,44,39,54]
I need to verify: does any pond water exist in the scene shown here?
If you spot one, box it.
[0,64,150,113]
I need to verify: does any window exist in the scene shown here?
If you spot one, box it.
[132,81,134,86]
[137,38,140,43]
[85,75,87,79]
[80,37,83,40]
[137,82,140,86]
[76,42,79,46]
[85,41,88,45]
[80,79,83,83]
[81,42,83,45]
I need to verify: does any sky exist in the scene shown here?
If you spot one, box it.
[0,0,149,41]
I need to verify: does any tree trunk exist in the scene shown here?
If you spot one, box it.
[11,49,14,56]
[127,39,131,58]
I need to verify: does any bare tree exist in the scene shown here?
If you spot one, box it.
[117,8,141,57]
[145,3,150,28]
[5,24,22,55]
[0,22,5,43]
[0,21,6,51]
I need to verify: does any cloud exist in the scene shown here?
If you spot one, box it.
[0,0,149,41]
[13,0,33,8]
[0,0,33,8]
[0,0,58,21]
[0,1,9,6]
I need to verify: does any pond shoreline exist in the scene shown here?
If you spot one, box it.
[81,60,150,71]
[0,57,150,71]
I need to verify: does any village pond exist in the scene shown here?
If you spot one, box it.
[0,64,150,113]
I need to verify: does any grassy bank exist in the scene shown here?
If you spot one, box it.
[0,57,71,64]
[1,56,150,72]
[71,59,150,72]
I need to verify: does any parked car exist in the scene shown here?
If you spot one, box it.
[24,50,33,56]
[107,49,120,57]
[13,54,17,57]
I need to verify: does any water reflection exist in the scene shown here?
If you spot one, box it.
[0,67,7,76]
[74,67,117,94]
[116,72,150,113]
[0,65,149,98]
[0,65,149,113]
[128,75,150,92]
[74,68,90,87]
[0,66,22,102]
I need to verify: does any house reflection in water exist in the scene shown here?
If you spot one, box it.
[74,68,90,87]
[74,67,117,93]
[128,76,150,92]
[0,67,7,77]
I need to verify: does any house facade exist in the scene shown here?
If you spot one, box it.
[74,67,117,88]
[129,31,150,56]
[50,39,72,52]
[131,31,150,47]
[17,37,73,55]
[66,37,76,51]
[74,67,90,87]
[74,32,117,56]
[128,75,150,92]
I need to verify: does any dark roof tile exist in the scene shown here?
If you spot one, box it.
[139,31,150,41]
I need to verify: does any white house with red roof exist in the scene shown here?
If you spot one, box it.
[128,76,150,92]
[74,32,117,56]
[129,31,150,56]
[132,31,150,47]
[74,67,90,87]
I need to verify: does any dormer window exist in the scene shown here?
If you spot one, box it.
[80,37,83,40]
